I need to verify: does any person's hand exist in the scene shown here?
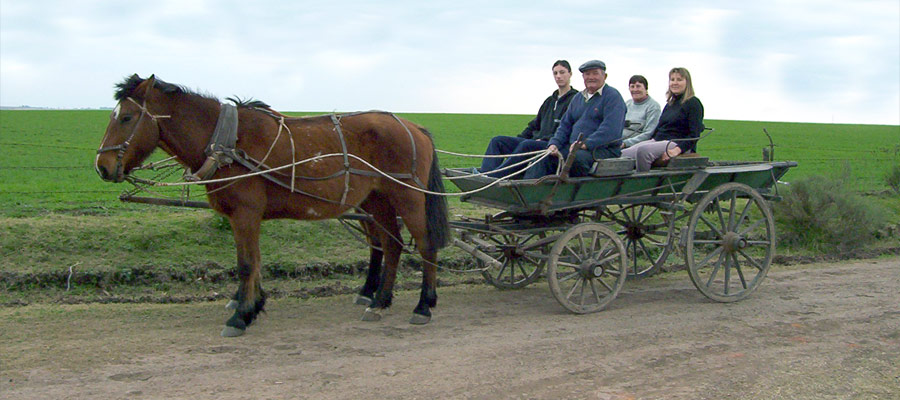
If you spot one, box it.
[548,144,559,156]
[660,146,682,162]
[621,142,627,149]
[569,142,586,152]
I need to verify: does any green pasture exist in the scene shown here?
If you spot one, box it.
[1,110,898,214]
[0,109,897,303]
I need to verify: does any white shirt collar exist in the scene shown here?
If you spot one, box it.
[582,84,605,100]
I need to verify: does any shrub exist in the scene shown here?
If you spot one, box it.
[775,174,891,252]
[886,163,900,195]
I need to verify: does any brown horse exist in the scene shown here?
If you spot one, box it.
[95,74,450,336]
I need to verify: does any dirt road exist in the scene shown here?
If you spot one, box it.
[3,258,899,399]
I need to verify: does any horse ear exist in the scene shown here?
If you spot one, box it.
[143,75,157,98]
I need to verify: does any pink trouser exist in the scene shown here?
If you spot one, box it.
[621,140,677,172]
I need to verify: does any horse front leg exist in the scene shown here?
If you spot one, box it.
[222,211,266,337]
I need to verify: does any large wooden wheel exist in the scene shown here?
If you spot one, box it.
[598,204,681,278]
[546,223,627,313]
[684,183,776,302]
[477,230,559,289]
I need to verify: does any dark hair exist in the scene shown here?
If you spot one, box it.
[553,60,572,73]
[628,75,649,90]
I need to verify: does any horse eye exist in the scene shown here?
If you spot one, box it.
[121,115,133,124]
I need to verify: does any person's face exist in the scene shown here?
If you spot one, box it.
[669,72,687,95]
[629,81,648,102]
[552,65,571,88]
[582,69,606,93]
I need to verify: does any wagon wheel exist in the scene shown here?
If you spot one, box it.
[547,223,627,313]
[598,204,681,278]
[684,183,775,302]
[478,230,558,289]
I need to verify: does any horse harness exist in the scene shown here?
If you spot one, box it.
[96,96,171,177]
[184,104,427,207]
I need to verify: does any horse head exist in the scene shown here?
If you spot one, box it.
[95,74,170,182]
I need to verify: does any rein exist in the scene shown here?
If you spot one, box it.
[179,107,429,207]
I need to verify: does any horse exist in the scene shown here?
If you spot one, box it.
[95,74,450,337]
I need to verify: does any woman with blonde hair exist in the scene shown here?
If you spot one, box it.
[622,67,704,171]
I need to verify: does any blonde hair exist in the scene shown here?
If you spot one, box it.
[666,67,695,105]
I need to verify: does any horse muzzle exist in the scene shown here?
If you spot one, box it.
[95,162,125,183]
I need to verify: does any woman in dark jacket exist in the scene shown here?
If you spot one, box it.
[621,67,704,171]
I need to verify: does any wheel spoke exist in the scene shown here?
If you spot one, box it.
[589,232,599,255]
[596,276,614,292]
[732,253,748,289]
[563,245,584,264]
[695,246,724,269]
[558,270,579,283]
[727,190,737,231]
[734,198,754,232]
[704,249,726,288]
[496,261,510,280]
[714,198,727,233]
[723,253,732,295]
[510,259,520,282]
[739,217,766,236]
[565,277,581,300]
[639,205,660,224]
[737,249,766,271]
[637,239,654,263]
[698,214,724,237]
[589,279,604,304]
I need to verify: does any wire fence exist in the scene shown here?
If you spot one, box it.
[1,141,897,202]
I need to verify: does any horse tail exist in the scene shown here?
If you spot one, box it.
[423,131,450,251]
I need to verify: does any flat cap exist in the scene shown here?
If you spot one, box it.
[578,60,607,72]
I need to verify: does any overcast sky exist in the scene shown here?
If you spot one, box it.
[1,0,898,125]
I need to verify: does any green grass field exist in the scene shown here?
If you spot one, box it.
[1,109,897,303]
[1,110,897,214]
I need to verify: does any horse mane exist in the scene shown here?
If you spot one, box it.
[227,96,270,109]
[113,74,218,102]
[226,96,293,118]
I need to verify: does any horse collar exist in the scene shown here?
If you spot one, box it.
[184,103,239,181]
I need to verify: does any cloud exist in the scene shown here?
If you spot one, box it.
[0,0,897,124]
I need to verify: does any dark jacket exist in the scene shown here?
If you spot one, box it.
[652,95,704,153]
[519,87,579,140]
[548,84,626,157]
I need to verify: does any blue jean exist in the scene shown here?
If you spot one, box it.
[481,136,550,178]
[522,145,620,180]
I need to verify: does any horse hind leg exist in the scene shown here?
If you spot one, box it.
[410,246,438,325]
[392,196,439,325]
[360,197,403,322]
[355,220,383,307]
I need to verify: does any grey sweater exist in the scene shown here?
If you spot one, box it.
[622,96,661,147]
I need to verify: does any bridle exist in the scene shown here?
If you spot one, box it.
[96,84,170,179]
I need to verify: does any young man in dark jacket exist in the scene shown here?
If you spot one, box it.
[479,60,579,177]
[524,59,626,179]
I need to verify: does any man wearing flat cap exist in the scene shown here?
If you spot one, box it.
[522,59,626,179]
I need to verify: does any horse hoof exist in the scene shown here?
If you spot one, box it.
[225,300,239,310]
[220,326,245,337]
[409,313,431,325]
[354,295,373,306]
[362,307,383,322]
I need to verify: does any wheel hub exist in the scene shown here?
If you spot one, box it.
[625,225,645,240]
[722,232,747,253]
[579,259,606,278]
